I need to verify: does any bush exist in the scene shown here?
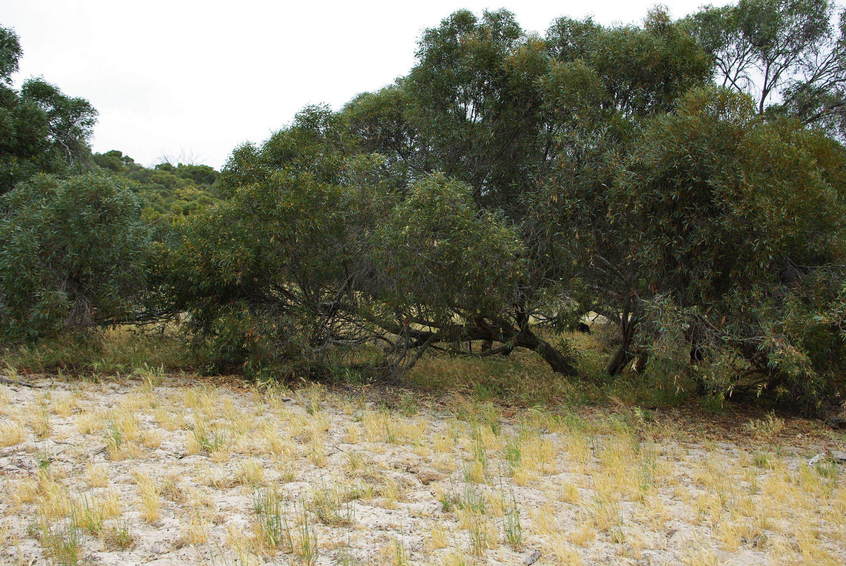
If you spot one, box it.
[159,152,394,377]
[613,88,846,411]
[0,174,150,341]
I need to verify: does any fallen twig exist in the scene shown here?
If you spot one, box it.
[0,376,40,388]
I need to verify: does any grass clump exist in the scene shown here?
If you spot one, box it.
[309,484,355,527]
[33,518,83,566]
[0,421,26,447]
[133,472,161,523]
[252,488,291,552]
[70,495,107,535]
[503,496,523,549]
[102,522,135,550]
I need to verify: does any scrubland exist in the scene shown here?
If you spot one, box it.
[1,349,844,566]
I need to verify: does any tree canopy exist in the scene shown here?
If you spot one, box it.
[2,2,846,412]
[0,26,97,194]
[0,174,150,341]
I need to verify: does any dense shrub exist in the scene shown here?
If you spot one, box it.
[4,3,846,413]
[611,88,846,410]
[0,174,150,341]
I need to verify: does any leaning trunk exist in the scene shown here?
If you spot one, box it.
[516,328,579,376]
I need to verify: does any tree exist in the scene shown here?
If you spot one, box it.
[0,25,22,83]
[160,150,398,376]
[173,7,715,378]
[342,84,433,187]
[0,25,97,193]
[371,174,578,376]
[0,174,151,341]
[686,0,846,135]
[405,9,549,214]
[546,8,713,118]
[613,86,846,407]
[619,87,845,311]
[342,7,713,375]
[151,4,846,408]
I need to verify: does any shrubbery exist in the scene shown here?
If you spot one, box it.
[0,174,150,341]
[2,3,846,413]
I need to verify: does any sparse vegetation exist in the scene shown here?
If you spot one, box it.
[35,520,82,566]
[0,374,843,564]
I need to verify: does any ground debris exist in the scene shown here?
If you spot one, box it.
[523,549,542,565]
[0,376,40,388]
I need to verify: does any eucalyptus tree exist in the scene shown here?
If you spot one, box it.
[614,86,846,406]
[405,9,549,215]
[166,106,571,376]
[529,9,715,374]
[0,25,21,82]
[342,84,433,187]
[164,4,846,403]
[0,25,97,193]
[385,8,716,375]
[0,174,151,341]
[686,0,846,135]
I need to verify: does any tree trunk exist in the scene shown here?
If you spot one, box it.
[606,344,632,375]
[606,316,636,376]
[516,329,579,376]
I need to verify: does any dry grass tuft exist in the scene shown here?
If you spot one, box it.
[133,472,161,523]
[0,421,26,447]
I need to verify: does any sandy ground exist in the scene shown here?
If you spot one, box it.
[0,375,844,566]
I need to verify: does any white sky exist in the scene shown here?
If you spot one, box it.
[3,0,727,169]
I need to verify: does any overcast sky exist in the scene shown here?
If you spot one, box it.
[4,0,726,169]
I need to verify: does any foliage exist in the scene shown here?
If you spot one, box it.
[615,87,846,408]
[547,8,714,117]
[4,4,846,412]
[0,174,150,341]
[0,25,22,82]
[342,85,431,186]
[160,149,394,375]
[373,173,524,328]
[618,87,842,304]
[151,5,846,408]
[92,150,220,226]
[685,0,846,135]
[0,25,97,194]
